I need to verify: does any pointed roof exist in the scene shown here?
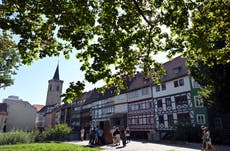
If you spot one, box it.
[53,64,60,80]
[32,104,44,112]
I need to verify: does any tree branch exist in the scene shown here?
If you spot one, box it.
[132,0,153,28]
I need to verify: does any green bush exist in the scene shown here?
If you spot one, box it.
[35,124,72,142]
[0,131,34,145]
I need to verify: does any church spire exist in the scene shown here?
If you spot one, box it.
[52,64,60,80]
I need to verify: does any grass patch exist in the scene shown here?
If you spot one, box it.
[0,143,101,151]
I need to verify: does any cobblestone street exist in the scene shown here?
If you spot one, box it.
[68,140,230,151]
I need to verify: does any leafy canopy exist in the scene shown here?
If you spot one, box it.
[0,32,20,88]
[0,0,229,102]
[190,59,230,113]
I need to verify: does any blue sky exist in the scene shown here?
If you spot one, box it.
[0,52,168,105]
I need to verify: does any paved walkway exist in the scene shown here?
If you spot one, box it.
[67,140,230,151]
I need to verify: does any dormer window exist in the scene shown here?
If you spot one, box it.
[173,66,181,74]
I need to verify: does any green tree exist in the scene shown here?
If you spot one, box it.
[0,32,20,88]
[189,59,230,113]
[0,1,229,102]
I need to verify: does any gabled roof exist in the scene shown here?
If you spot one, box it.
[0,103,7,113]
[127,72,153,91]
[33,104,44,112]
[53,64,60,80]
[38,104,56,113]
[84,89,100,104]
[160,56,188,83]
[71,56,188,104]
[124,56,188,91]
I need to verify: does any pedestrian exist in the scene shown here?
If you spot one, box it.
[98,127,104,145]
[125,127,130,143]
[110,126,116,145]
[121,129,127,147]
[113,127,121,146]
[201,126,206,151]
[204,127,215,151]
[89,127,96,145]
[80,127,85,141]
[89,127,93,144]
[95,126,100,145]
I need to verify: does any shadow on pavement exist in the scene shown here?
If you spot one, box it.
[134,139,230,151]
[67,140,230,151]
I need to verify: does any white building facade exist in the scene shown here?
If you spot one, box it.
[3,96,36,132]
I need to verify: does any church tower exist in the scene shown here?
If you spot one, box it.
[45,65,63,106]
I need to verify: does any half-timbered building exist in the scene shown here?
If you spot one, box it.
[127,73,154,139]
[152,57,207,136]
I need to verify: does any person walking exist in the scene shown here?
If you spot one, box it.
[95,126,100,145]
[80,127,85,141]
[97,127,104,145]
[125,127,130,143]
[89,127,96,145]
[121,129,127,147]
[204,127,215,151]
[89,127,93,145]
[113,127,121,146]
[201,126,206,151]
[111,126,116,145]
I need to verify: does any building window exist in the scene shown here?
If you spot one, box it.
[192,79,201,88]
[128,104,132,111]
[157,99,162,108]
[174,81,179,87]
[139,117,143,124]
[145,101,152,109]
[166,97,171,107]
[173,66,181,74]
[142,87,149,95]
[131,104,135,111]
[116,94,125,100]
[168,114,174,126]
[143,117,147,124]
[174,79,184,87]
[156,85,160,92]
[140,103,145,109]
[134,104,139,110]
[135,117,139,124]
[147,115,152,124]
[197,114,206,124]
[128,91,139,99]
[159,115,164,124]
[56,86,59,91]
[194,96,203,107]
[161,83,166,91]
[179,79,184,86]
[131,118,135,125]
[175,95,188,106]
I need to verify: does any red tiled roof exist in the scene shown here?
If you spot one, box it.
[33,104,45,112]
